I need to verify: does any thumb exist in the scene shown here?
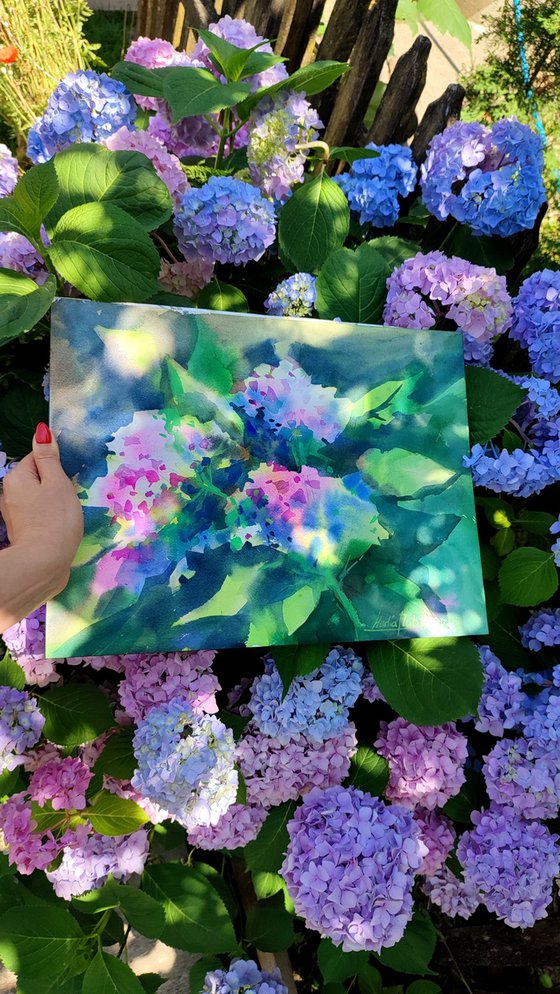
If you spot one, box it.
[32,422,64,481]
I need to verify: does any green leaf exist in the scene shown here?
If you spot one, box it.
[38,684,114,748]
[491,528,515,557]
[244,802,295,873]
[375,912,437,975]
[367,236,421,270]
[111,62,166,98]
[270,644,329,696]
[444,228,513,275]
[12,161,59,240]
[49,203,160,302]
[0,198,36,241]
[318,938,369,982]
[465,366,526,445]
[251,871,285,901]
[195,29,285,83]
[417,0,471,46]
[87,792,147,837]
[71,881,120,915]
[197,278,249,312]
[138,975,166,994]
[407,983,442,994]
[189,957,222,994]
[46,144,172,233]
[443,768,486,823]
[162,66,250,123]
[516,510,557,536]
[329,146,381,164]
[143,863,237,953]
[498,548,558,607]
[30,800,67,834]
[95,727,137,781]
[358,446,456,499]
[316,243,391,323]
[368,638,484,725]
[191,862,238,923]
[0,382,48,458]
[0,651,26,690]
[282,585,321,636]
[348,746,389,796]
[0,269,56,344]
[246,893,295,952]
[358,964,383,994]
[237,60,349,118]
[0,906,86,984]
[115,885,165,939]
[83,952,144,994]
[477,496,515,530]
[278,173,349,274]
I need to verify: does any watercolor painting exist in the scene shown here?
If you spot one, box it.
[46,299,487,656]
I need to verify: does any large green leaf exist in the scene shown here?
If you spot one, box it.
[95,727,136,781]
[12,160,58,240]
[246,893,295,952]
[465,366,526,445]
[83,952,144,994]
[196,29,285,82]
[366,235,421,270]
[38,684,114,748]
[316,243,391,323]
[0,198,36,241]
[111,61,167,98]
[368,638,483,725]
[0,906,87,984]
[0,651,26,690]
[49,203,160,302]
[87,791,147,836]
[375,912,437,974]
[358,446,456,499]
[0,269,55,344]
[162,66,250,122]
[271,643,329,696]
[318,938,369,982]
[46,144,172,233]
[143,864,237,953]
[278,173,349,274]
[0,382,48,458]
[417,0,471,46]
[348,746,389,796]
[197,278,249,312]
[237,61,349,119]
[114,886,165,940]
[244,801,296,873]
[498,548,558,607]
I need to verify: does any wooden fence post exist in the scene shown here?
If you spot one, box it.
[411,82,465,163]
[367,35,431,146]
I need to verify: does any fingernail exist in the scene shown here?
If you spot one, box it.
[35,422,52,444]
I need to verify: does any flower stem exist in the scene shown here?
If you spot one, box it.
[215,108,231,170]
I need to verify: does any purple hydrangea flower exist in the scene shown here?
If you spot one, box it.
[463,337,494,366]
[0,792,61,874]
[465,442,559,497]
[187,802,268,851]
[174,176,276,267]
[551,515,560,566]
[118,651,219,721]
[2,606,58,686]
[248,647,363,742]
[361,669,385,703]
[510,270,560,382]
[483,736,560,819]
[421,118,546,237]
[29,757,92,810]
[159,258,214,298]
[147,103,219,159]
[281,785,427,952]
[27,71,137,163]
[475,646,525,736]
[520,609,560,650]
[191,16,288,91]
[47,829,149,899]
[0,687,44,772]
[414,807,456,876]
[336,144,417,227]
[124,36,191,111]
[375,717,468,810]
[104,126,189,206]
[457,805,560,928]
[248,92,322,202]
[200,959,288,994]
[0,143,18,197]
[132,698,237,829]
[384,251,513,349]
[422,864,480,919]
[264,273,317,317]
[0,232,49,285]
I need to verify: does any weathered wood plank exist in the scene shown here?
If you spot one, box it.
[411,81,465,163]
[367,34,431,145]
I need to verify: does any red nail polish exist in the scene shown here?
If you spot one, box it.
[36,422,52,444]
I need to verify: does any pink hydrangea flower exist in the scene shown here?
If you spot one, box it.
[2,606,58,686]
[159,258,214,298]
[124,36,190,110]
[414,807,456,875]
[118,651,219,721]
[29,757,92,810]
[422,864,480,919]
[375,717,468,809]
[187,802,268,850]
[104,126,189,206]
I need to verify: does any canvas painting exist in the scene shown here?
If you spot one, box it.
[46,298,487,656]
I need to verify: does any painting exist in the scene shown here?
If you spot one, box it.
[46,299,487,656]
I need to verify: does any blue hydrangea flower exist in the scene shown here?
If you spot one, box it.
[475,647,525,737]
[0,687,44,772]
[335,143,417,227]
[520,609,560,651]
[465,442,559,496]
[510,270,560,383]
[551,516,560,566]
[201,959,288,994]
[421,118,546,238]
[27,71,137,163]
[264,273,317,317]
[174,176,276,267]
[248,646,363,742]
[132,697,237,829]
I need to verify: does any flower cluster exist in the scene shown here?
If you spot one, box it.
[483,737,560,819]
[187,802,268,851]
[0,792,63,874]
[200,959,288,994]
[27,71,137,163]
[124,36,190,111]
[475,646,525,736]
[465,441,560,497]
[414,807,456,876]
[510,270,560,383]
[281,785,427,952]
[0,143,18,197]
[159,258,214,298]
[264,273,317,317]
[2,606,58,686]
[422,864,481,919]
[118,651,219,721]
[0,687,44,772]
[132,698,237,829]
[519,609,560,650]
[104,126,189,206]
[421,117,546,237]
[29,757,92,810]
[375,717,468,809]
[457,806,560,927]
[48,829,149,900]
[336,144,417,227]
[248,91,322,202]
[0,233,48,286]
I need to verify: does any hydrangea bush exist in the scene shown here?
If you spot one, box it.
[0,13,559,994]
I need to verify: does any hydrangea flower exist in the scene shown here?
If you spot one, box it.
[2,606,58,686]
[414,807,456,876]
[104,126,189,206]
[174,176,276,267]
[421,118,546,237]
[457,805,560,928]
[465,442,559,497]
[187,802,268,851]
[0,792,62,874]
[191,16,288,91]
[124,36,190,111]
[132,698,237,829]
[0,687,45,772]
[264,274,317,317]
[281,785,427,952]
[0,232,49,286]
[361,670,385,703]
[375,717,468,809]
[512,376,560,425]
[147,105,219,160]
[27,71,137,163]
[510,270,560,382]
[483,736,560,819]
[475,646,525,736]
[159,258,214,298]
[200,959,288,994]
[118,650,219,721]
[29,757,92,810]
[551,515,560,566]
[248,92,322,202]
[422,864,480,919]
[237,723,357,807]
[384,251,513,348]
[336,143,417,227]
[47,829,149,899]
[232,357,352,443]
[248,647,363,742]
[0,143,18,197]
[520,609,560,650]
